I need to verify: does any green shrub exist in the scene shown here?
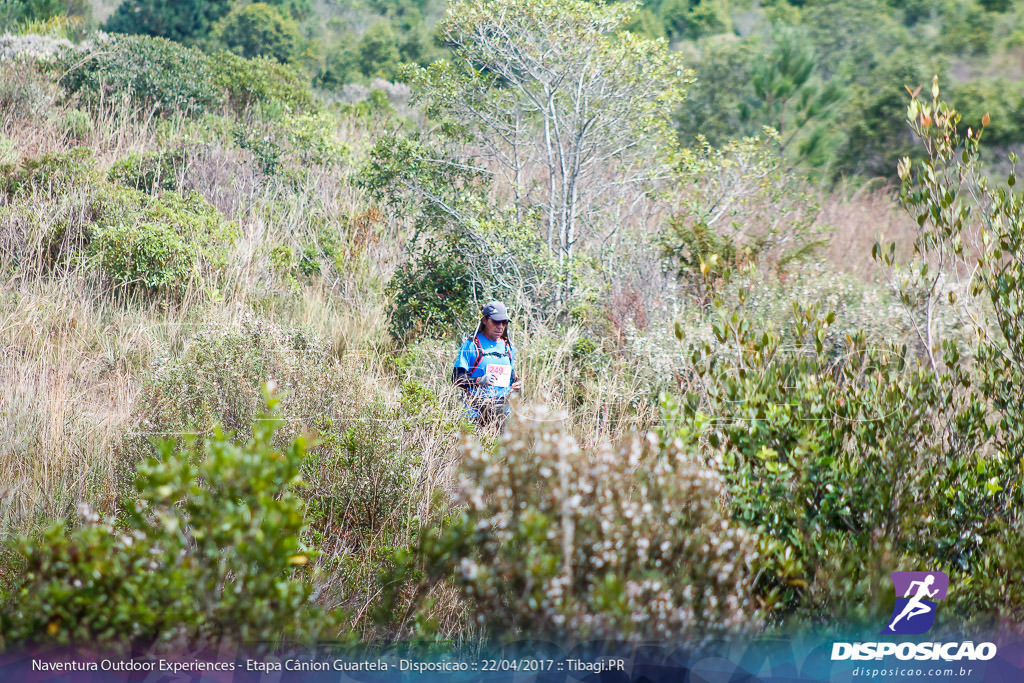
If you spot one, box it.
[0,396,338,655]
[107,149,188,193]
[211,2,304,64]
[57,108,92,141]
[53,35,314,118]
[124,316,422,622]
[668,293,1012,624]
[88,190,236,295]
[387,404,761,643]
[125,316,346,456]
[209,51,314,113]
[0,146,97,199]
[0,135,16,167]
[104,0,232,44]
[386,234,481,343]
[55,35,224,116]
[0,0,89,31]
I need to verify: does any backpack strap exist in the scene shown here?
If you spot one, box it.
[467,334,485,375]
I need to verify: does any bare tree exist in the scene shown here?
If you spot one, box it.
[406,0,692,302]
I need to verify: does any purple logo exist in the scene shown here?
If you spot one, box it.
[883,571,949,635]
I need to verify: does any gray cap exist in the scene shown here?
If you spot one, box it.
[481,301,509,322]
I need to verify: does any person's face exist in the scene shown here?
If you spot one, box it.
[481,316,508,341]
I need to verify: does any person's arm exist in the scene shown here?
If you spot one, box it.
[510,347,521,392]
[453,367,474,389]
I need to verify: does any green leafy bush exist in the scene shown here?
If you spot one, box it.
[88,190,236,295]
[107,149,188,193]
[388,404,761,643]
[0,146,97,199]
[209,51,314,113]
[53,35,314,118]
[0,396,337,654]
[664,133,825,308]
[104,0,232,44]
[386,234,481,343]
[55,35,224,116]
[0,58,57,123]
[211,2,304,64]
[124,316,421,622]
[57,107,91,141]
[0,0,89,31]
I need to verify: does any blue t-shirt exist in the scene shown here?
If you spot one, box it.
[454,334,517,400]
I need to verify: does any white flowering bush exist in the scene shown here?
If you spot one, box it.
[393,404,762,644]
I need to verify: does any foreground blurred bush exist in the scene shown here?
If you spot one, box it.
[386,404,761,644]
[0,395,338,654]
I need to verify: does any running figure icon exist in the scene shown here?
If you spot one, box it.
[887,574,938,632]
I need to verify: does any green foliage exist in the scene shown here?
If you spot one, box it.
[105,0,232,44]
[386,234,481,343]
[897,79,1024,471]
[750,28,844,159]
[208,51,315,113]
[0,0,88,31]
[55,35,224,116]
[356,21,403,80]
[1,146,97,199]
[952,78,1024,149]
[676,36,761,146]
[0,397,337,654]
[671,297,998,617]
[107,149,187,193]
[53,35,314,118]
[665,133,825,307]
[125,316,343,451]
[316,9,444,88]
[57,108,92,142]
[385,405,761,643]
[832,49,942,179]
[683,0,733,39]
[211,3,304,64]
[88,190,237,296]
[263,0,313,20]
[0,59,57,124]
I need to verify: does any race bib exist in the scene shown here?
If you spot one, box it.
[486,364,511,388]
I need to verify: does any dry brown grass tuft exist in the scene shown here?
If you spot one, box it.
[820,185,919,281]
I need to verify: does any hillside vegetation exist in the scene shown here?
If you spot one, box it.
[1,0,1024,655]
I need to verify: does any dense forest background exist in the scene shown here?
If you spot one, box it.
[2,0,1024,656]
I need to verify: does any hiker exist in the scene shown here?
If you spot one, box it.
[452,301,522,426]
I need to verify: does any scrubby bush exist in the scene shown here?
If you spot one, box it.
[210,3,304,64]
[128,316,332,446]
[0,396,337,654]
[670,298,999,619]
[387,404,762,643]
[123,316,425,625]
[0,57,58,122]
[55,35,224,116]
[88,190,236,295]
[0,146,97,199]
[0,0,88,32]
[53,35,315,118]
[386,234,481,343]
[104,0,232,44]
[57,107,92,141]
[107,149,188,193]
[209,51,314,113]
[663,132,825,309]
